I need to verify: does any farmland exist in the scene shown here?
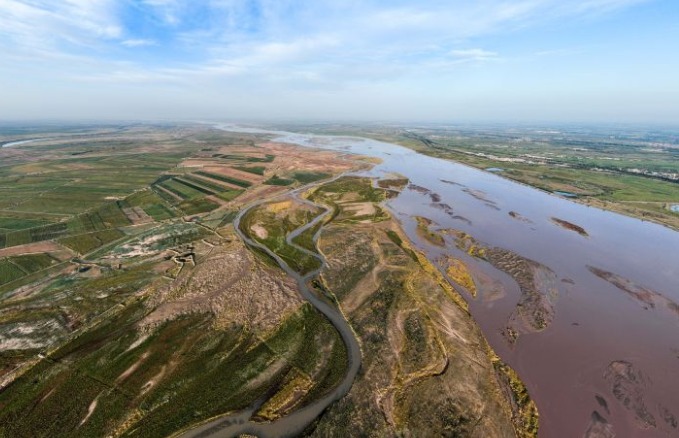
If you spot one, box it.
[0,124,533,438]
[0,124,365,436]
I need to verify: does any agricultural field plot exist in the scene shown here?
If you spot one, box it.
[177,197,221,215]
[125,189,177,221]
[0,254,60,286]
[58,229,127,255]
[7,253,58,273]
[0,261,25,286]
[263,171,330,187]
[175,174,226,193]
[213,152,275,163]
[153,177,204,199]
[0,254,61,287]
[194,170,253,188]
[233,165,266,175]
[0,216,54,233]
[150,177,225,216]
[0,201,132,249]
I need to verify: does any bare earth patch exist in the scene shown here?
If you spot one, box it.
[0,241,73,259]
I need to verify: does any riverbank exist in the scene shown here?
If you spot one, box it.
[353,131,679,232]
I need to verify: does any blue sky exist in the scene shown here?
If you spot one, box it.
[1,0,678,123]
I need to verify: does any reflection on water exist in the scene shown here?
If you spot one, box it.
[553,190,578,198]
[220,125,679,438]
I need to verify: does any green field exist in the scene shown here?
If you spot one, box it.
[264,175,295,186]
[58,229,126,254]
[292,171,330,184]
[1,202,131,249]
[180,174,233,193]
[156,178,206,199]
[233,165,266,175]
[0,216,52,232]
[194,171,252,188]
[125,189,176,220]
[0,260,25,285]
[9,253,58,273]
[178,197,220,215]
[215,153,275,163]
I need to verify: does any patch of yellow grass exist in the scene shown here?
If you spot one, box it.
[12,163,48,174]
[266,200,293,213]
[445,258,477,297]
[255,367,314,421]
[490,352,539,438]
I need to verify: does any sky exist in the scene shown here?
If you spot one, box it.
[1,0,678,124]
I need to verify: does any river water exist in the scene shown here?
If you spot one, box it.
[1,138,54,148]
[215,126,679,437]
[182,182,361,438]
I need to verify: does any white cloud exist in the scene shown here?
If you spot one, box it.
[141,0,183,26]
[449,49,499,61]
[0,0,665,122]
[121,39,157,47]
[0,0,122,57]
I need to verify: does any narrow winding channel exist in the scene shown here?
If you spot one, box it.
[180,183,362,438]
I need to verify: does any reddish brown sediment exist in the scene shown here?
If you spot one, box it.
[551,217,588,236]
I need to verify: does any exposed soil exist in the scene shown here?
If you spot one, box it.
[123,207,153,225]
[414,216,445,247]
[313,217,527,437]
[377,177,409,190]
[588,266,679,319]
[141,239,302,332]
[202,166,264,184]
[342,202,376,217]
[250,224,269,239]
[485,247,559,341]
[0,241,73,259]
[509,211,534,224]
[584,411,615,438]
[445,229,559,343]
[551,217,588,236]
[604,361,676,431]
[463,188,497,206]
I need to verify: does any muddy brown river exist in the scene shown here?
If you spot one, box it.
[217,125,679,437]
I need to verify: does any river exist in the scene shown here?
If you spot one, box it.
[1,138,54,148]
[181,182,362,438]
[213,125,679,438]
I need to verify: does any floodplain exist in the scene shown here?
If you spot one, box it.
[0,124,535,438]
